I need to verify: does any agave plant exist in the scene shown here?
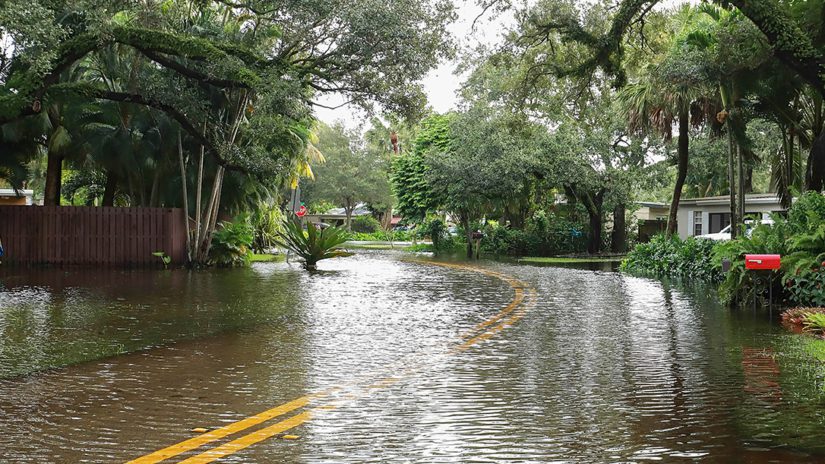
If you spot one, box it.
[275,219,351,270]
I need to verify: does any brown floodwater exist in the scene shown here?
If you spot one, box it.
[1,251,825,463]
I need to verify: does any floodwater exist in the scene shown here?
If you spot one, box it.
[1,251,825,463]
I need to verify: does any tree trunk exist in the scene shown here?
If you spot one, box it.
[178,131,191,265]
[381,206,393,231]
[806,128,825,192]
[102,171,117,207]
[462,214,473,259]
[344,200,354,231]
[587,209,602,255]
[738,144,746,221]
[611,203,626,253]
[149,167,161,207]
[44,153,63,206]
[666,108,689,237]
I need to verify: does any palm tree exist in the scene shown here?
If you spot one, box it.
[618,65,710,236]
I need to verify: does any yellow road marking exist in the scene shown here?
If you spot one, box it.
[126,393,328,464]
[457,288,537,351]
[178,411,314,464]
[128,261,535,464]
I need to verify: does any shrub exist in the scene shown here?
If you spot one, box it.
[418,217,448,250]
[803,312,825,333]
[782,308,825,334]
[715,192,825,306]
[349,230,412,241]
[210,216,254,267]
[275,219,351,270]
[351,215,381,233]
[250,202,285,253]
[308,200,336,214]
[480,211,588,257]
[621,234,722,281]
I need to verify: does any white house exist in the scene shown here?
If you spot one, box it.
[634,201,670,242]
[677,193,786,239]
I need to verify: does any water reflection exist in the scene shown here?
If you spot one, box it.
[0,252,825,462]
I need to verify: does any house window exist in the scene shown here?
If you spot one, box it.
[693,211,703,236]
[709,213,731,234]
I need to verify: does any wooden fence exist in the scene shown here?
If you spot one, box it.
[0,206,187,266]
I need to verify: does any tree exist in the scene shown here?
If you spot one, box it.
[1,0,454,264]
[305,123,393,231]
[494,0,825,194]
[617,26,714,237]
[391,114,452,224]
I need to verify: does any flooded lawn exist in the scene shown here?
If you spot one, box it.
[1,251,825,462]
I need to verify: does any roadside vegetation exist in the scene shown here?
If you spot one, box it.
[622,193,825,343]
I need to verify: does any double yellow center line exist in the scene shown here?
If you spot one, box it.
[127,261,536,463]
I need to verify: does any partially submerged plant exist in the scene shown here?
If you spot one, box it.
[152,251,171,268]
[275,220,351,270]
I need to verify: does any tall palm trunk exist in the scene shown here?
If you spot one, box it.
[667,107,689,237]
[102,170,117,206]
[720,84,738,238]
[44,153,63,206]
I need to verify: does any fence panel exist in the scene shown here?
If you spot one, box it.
[0,206,187,266]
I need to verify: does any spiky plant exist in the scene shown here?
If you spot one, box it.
[275,219,351,270]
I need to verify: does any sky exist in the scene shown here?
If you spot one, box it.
[313,0,515,130]
[313,0,694,131]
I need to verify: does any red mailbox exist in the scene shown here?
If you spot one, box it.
[745,254,781,270]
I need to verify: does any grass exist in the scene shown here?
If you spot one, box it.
[517,256,625,264]
[249,253,285,262]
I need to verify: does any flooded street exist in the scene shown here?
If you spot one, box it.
[2,251,825,462]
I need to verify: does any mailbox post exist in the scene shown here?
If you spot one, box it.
[745,254,781,311]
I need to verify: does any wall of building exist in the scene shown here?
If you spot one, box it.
[0,196,27,206]
[677,202,779,239]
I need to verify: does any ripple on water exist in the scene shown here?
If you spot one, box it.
[1,253,825,462]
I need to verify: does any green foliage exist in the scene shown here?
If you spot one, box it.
[151,251,171,268]
[783,308,823,331]
[390,114,452,223]
[621,235,723,281]
[349,230,412,242]
[715,193,825,306]
[275,220,350,270]
[351,215,381,233]
[303,122,393,229]
[209,217,254,267]
[405,243,435,253]
[249,202,285,254]
[714,219,793,304]
[481,211,587,256]
[307,200,335,214]
[803,312,825,333]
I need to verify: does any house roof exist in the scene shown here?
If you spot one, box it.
[637,201,668,208]
[679,193,783,207]
[0,189,33,197]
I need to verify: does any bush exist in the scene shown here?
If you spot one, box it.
[349,230,412,241]
[250,202,285,253]
[418,217,449,250]
[274,219,350,270]
[351,215,381,233]
[715,192,825,306]
[782,308,825,335]
[621,234,722,281]
[480,211,588,257]
[210,216,254,267]
[308,200,336,214]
